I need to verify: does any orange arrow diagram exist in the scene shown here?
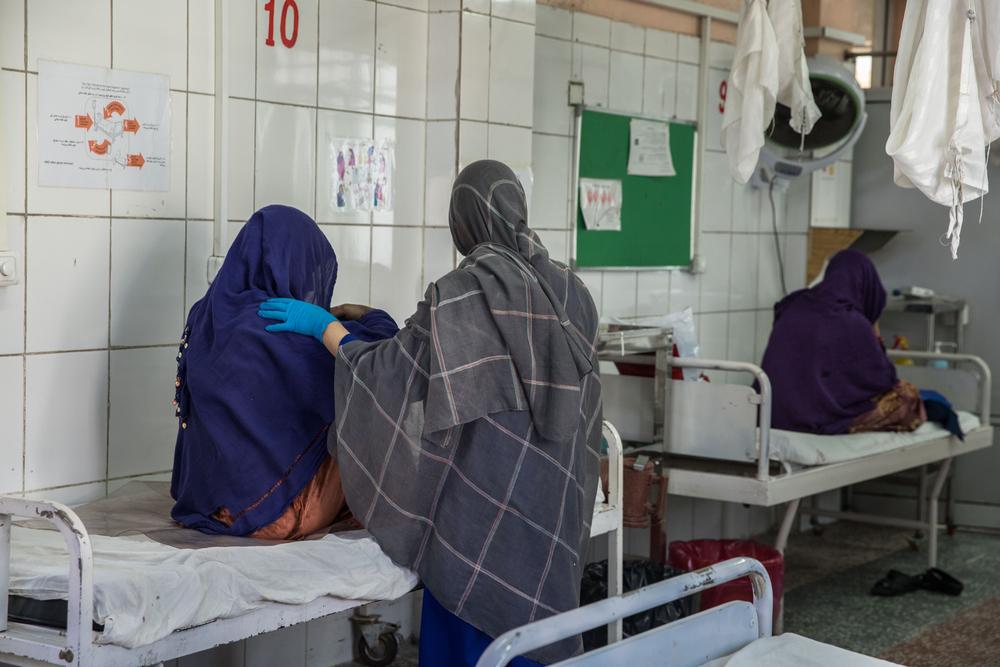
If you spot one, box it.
[103,100,126,119]
[122,118,140,133]
[74,114,93,130]
[126,153,145,168]
[88,139,111,155]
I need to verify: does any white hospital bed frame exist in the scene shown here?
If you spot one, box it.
[476,556,773,667]
[0,422,625,667]
[664,351,993,568]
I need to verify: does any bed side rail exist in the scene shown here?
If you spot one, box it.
[0,496,93,666]
[475,556,773,667]
[886,351,992,424]
[667,358,773,481]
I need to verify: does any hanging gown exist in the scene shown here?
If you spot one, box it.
[768,0,821,142]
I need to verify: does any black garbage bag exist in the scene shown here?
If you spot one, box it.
[579,558,692,650]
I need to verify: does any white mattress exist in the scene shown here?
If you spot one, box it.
[767,411,980,466]
[702,633,901,667]
[9,525,418,649]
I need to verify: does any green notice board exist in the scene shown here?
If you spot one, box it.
[574,109,695,268]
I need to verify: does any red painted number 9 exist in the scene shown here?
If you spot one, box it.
[718,80,727,114]
[264,0,299,48]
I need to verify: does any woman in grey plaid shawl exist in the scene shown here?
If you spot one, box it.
[263,160,602,664]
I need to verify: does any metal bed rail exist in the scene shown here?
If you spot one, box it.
[0,497,94,666]
[597,420,625,645]
[475,556,773,667]
[886,350,992,424]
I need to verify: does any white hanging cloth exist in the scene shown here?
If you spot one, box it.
[768,0,821,142]
[886,0,993,259]
[722,0,779,184]
[972,0,1000,143]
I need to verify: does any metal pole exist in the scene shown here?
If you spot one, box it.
[0,513,10,632]
[210,0,230,277]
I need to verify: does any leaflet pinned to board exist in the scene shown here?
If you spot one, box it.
[37,61,171,191]
[579,178,622,231]
[627,118,675,177]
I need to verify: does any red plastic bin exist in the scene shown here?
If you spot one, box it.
[667,540,783,621]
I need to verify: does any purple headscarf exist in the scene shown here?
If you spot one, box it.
[170,205,396,535]
[761,250,897,434]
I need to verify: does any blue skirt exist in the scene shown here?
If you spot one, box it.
[419,590,544,667]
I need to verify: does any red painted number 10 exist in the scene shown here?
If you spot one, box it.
[264,0,299,48]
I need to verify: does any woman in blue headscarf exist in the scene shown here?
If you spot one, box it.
[170,205,398,539]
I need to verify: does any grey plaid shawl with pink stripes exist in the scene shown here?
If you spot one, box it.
[331,160,602,663]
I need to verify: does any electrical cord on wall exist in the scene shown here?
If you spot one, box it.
[768,176,788,297]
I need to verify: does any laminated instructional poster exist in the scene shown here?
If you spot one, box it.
[579,178,623,231]
[37,60,171,191]
[330,139,394,212]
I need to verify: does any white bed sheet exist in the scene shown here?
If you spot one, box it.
[701,633,901,667]
[767,411,980,466]
[9,525,418,649]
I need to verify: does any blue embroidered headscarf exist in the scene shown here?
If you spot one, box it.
[170,205,345,535]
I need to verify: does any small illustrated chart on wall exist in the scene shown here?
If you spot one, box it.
[37,60,170,191]
[329,138,395,212]
[575,109,695,268]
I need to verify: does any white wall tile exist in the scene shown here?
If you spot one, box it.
[425,121,457,227]
[113,0,187,86]
[785,174,811,233]
[319,0,376,113]
[111,219,185,347]
[727,311,755,363]
[611,22,644,54]
[755,308,773,361]
[373,117,425,226]
[576,270,603,315]
[529,134,570,230]
[0,356,24,494]
[677,35,700,64]
[108,347,178,478]
[705,67,727,152]
[728,233,758,311]
[670,268,700,312]
[316,109,374,224]
[371,226,423,323]
[698,233,731,312]
[228,0,257,99]
[28,0,110,69]
[537,229,568,264]
[464,0,491,16]
[602,272,637,318]
[573,44,609,109]
[185,219,212,312]
[3,72,25,214]
[228,98,256,222]
[700,151,732,232]
[645,29,677,60]
[731,181,761,233]
[25,350,109,489]
[696,312,728,380]
[608,51,643,114]
[26,76,110,216]
[709,41,736,70]
[459,120,488,168]
[490,19,535,127]
[255,102,316,216]
[784,234,808,292]
[375,5,428,118]
[429,0,460,10]
[636,270,671,317]
[675,63,698,121]
[573,13,610,47]
[256,0,319,106]
[187,94,213,220]
[423,227,455,286]
[460,12,491,122]
[0,216,25,355]
[111,91,187,219]
[533,37,572,136]
[757,232,784,309]
[641,56,675,119]
[427,12,460,120]
[536,6,571,40]
[321,225,372,306]
[758,183,786,233]
[0,0,24,69]
[26,217,110,353]
[187,0,214,94]
[487,124,531,169]
[493,0,535,24]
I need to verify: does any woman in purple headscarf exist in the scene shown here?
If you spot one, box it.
[170,205,399,539]
[760,249,925,435]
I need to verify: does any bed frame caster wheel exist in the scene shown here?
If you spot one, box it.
[356,631,399,667]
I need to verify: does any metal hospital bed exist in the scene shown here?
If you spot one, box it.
[0,422,625,667]
[476,556,900,667]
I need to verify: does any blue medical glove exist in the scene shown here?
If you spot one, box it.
[258,297,336,342]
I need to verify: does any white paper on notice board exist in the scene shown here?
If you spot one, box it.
[37,60,171,191]
[579,178,622,231]
[627,118,675,177]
